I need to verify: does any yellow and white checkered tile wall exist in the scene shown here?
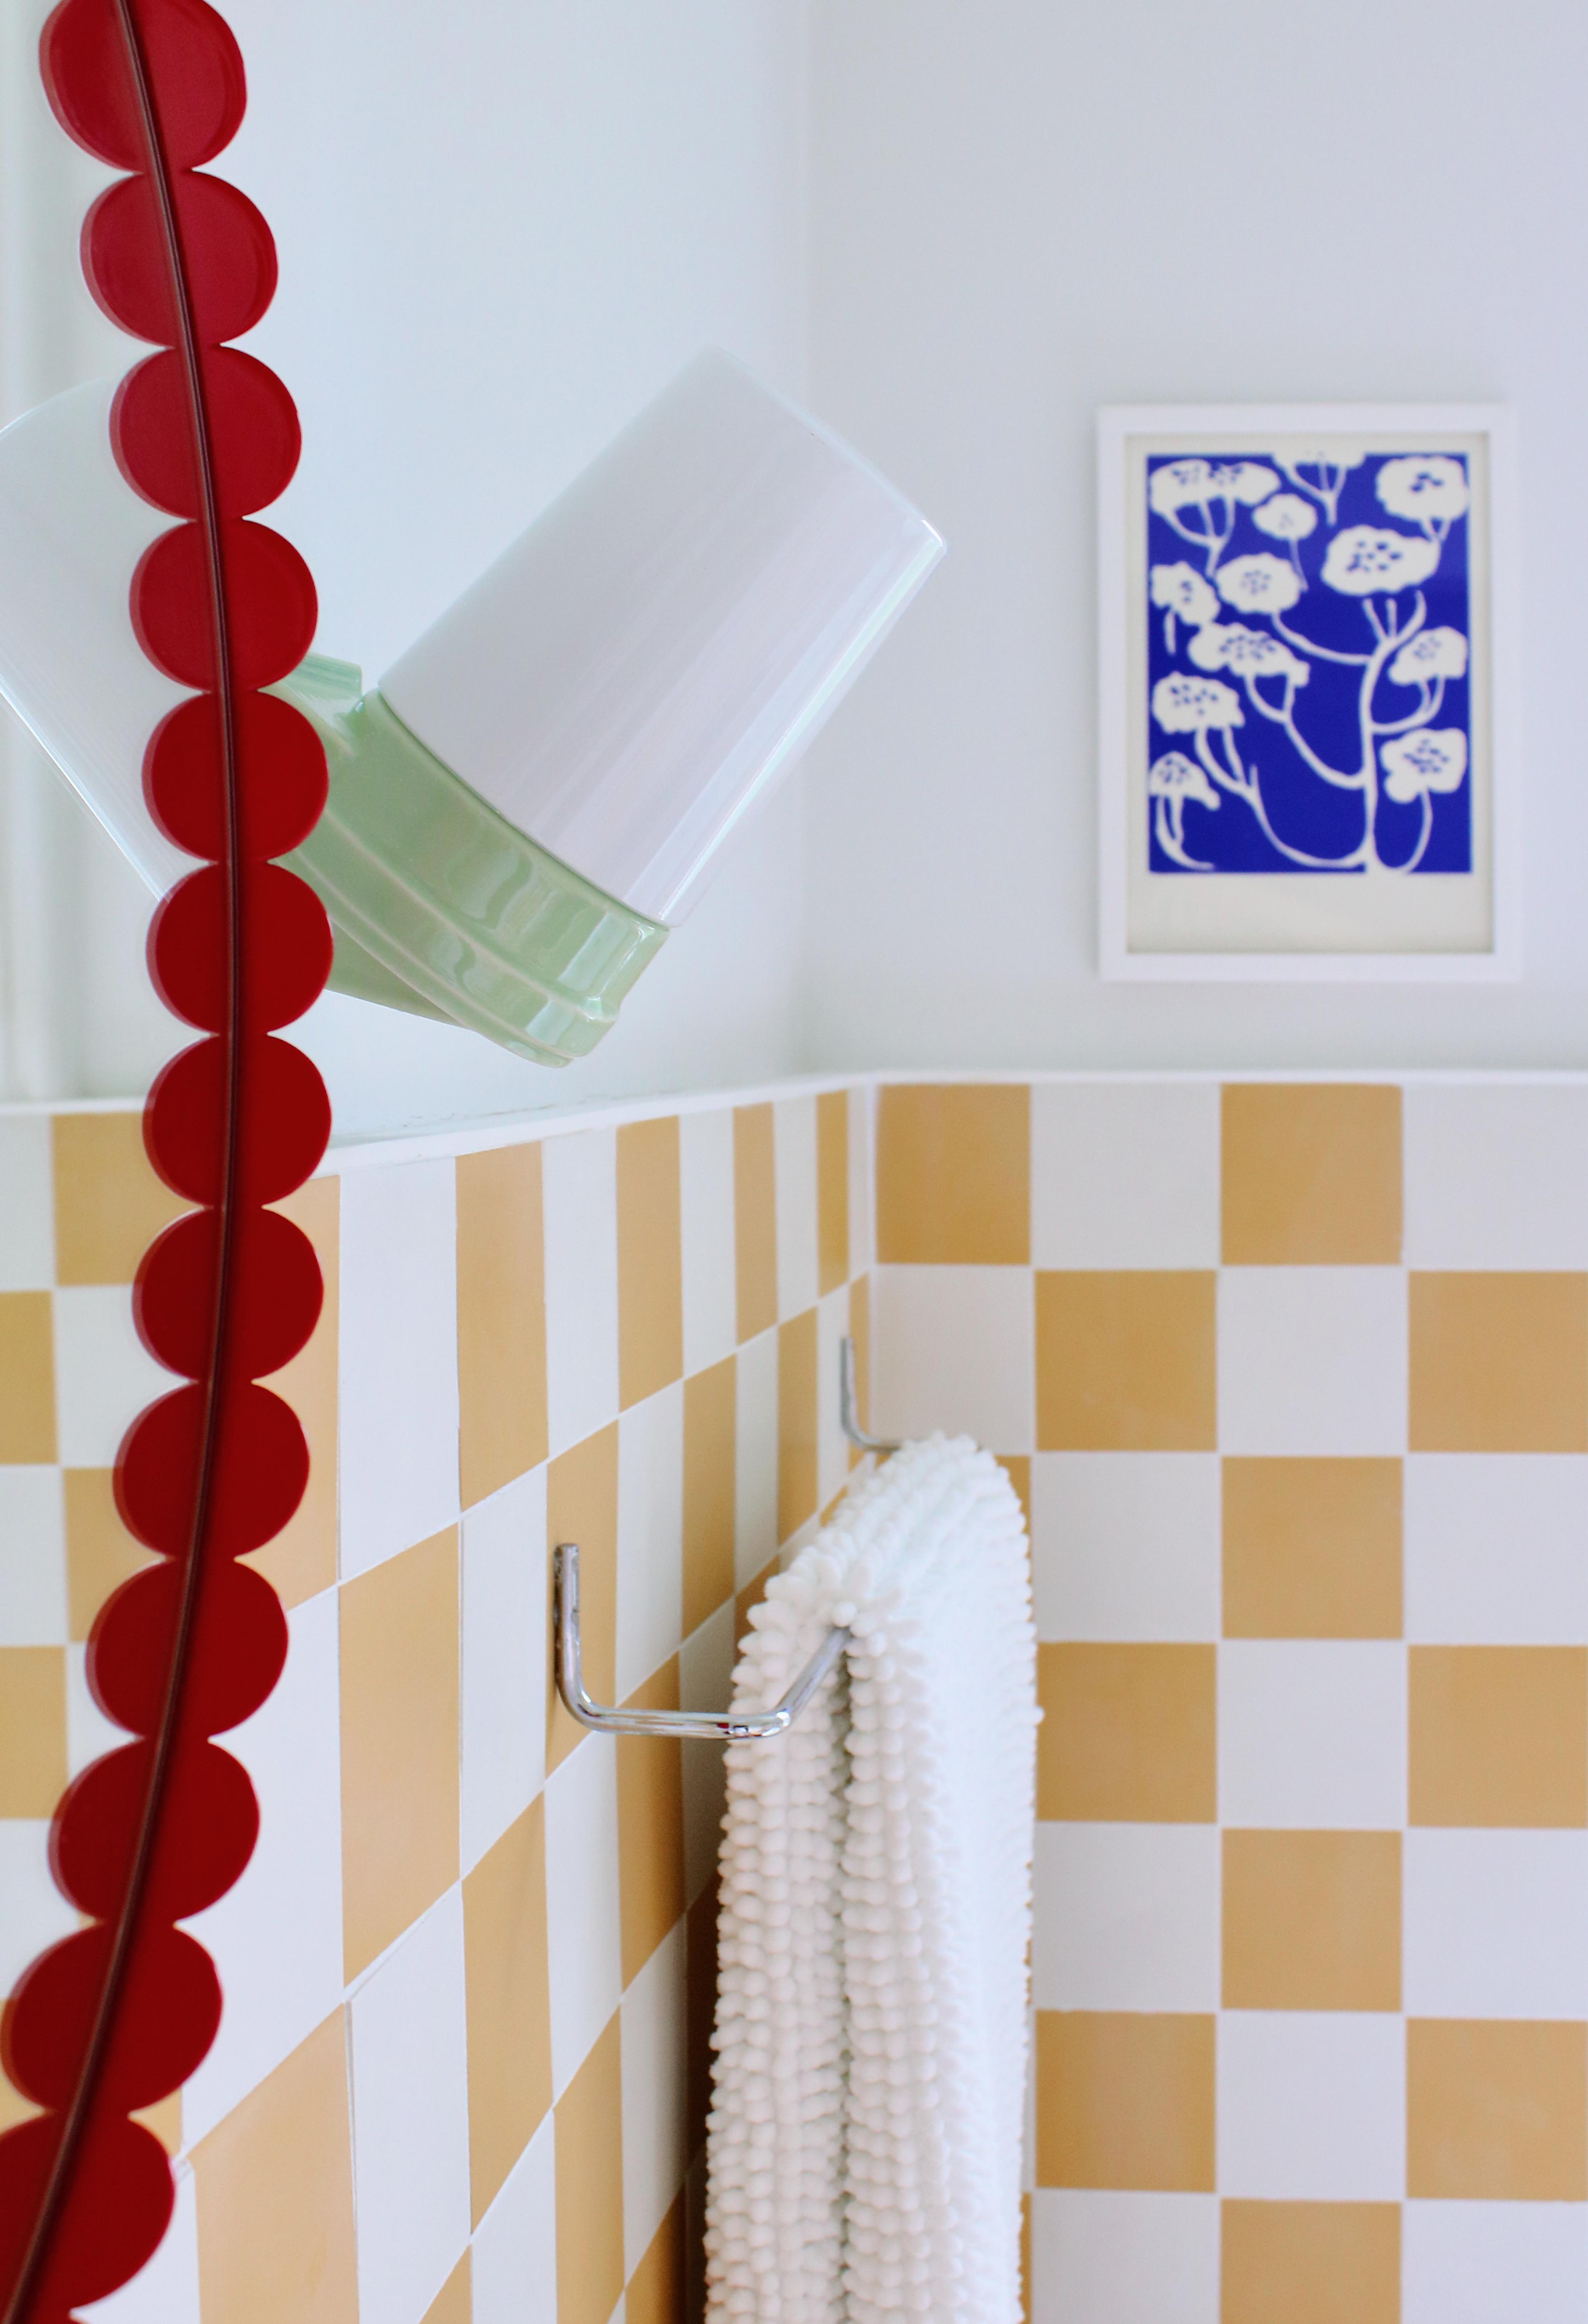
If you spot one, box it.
[874,1078,1588,2324]
[0,1085,874,2324]
[7,1073,1588,2324]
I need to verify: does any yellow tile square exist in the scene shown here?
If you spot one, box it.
[1410,1272,1588,1451]
[876,1084,1030,1265]
[618,1117,683,1411]
[464,1793,551,2225]
[0,1647,66,1816]
[192,2010,358,2324]
[1221,2202,1400,2324]
[848,1274,871,1472]
[1036,2010,1215,2191]
[0,1292,56,1463]
[627,2192,685,2324]
[340,1528,461,1980]
[1221,1085,1402,1265]
[457,1143,548,1509]
[734,1557,775,1648]
[618,1659,686,1986]
[253,1175,340,1608]
[546,1425,618,1773]
[682,1356,735,1636]
[1410,1646,1588,1827]
[1408,2018,1588,2199]
[685,1879,719,2162]
[421,2255,471,2324]
[555,2012,625,2324]
[817,1090,850,1298]
[996,1453,1031,1531]
[733,1105,777,1344]
[1036,1273,1216,1451]
[1038,1643,1216,1823]
[52,1110,189,1285]
[64,1468,155,1640]
[1223,1830,1401,2011]
[1222,1458,1402,1640]
[777,1307,818,1545]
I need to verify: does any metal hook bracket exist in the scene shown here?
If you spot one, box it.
[840,1333,900,1454]
[553,1543,847,1742]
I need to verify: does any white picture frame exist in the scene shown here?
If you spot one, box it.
[1097,403,1520,981]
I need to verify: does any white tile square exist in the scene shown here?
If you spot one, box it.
[734,1329,778,1588]
[774,1095,818,1322]
[847,1083,874,1280]
[1218,1268,1407,1455]
[1405,1085,1588,1269]
[1030,2190,1218,2324]
[0,1117,54,1290]
[1404,2200,1588,2324]
[872,1265,1034,1451]
[542,1128,619,1458]
[1219,1641,1406,1827]
[0,1468,66,1643]
[472,2111,556,2324]
[621,1920,688,2275]
[1032,1824,1219,2011]
[1406,1456,1588,1643]
[1404,1830,1588,2018]
[348,1891,472,2324]
[1031,1082,1220,1270]
[543,1730,623,2097]
[0,1819,78,1997]
[616,1383,684,1702]
[462,1465,547,1875]
[82,2161,201,2324]
[816,1286,850,1513]
[67,1641,124,1774]
[1031,1454,1220,1642]
[679,1601,733,1906]
[1217,2012,1404,2198]
[338,1160,460,1581]
[53,1285,170,1468]
[184,1590,345,2145]
[679,1110,737,1378]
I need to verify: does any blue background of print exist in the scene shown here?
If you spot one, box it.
[1145,453,1472,875]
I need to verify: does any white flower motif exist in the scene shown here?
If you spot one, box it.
[1251,493,1318,543]
[1375,456,1469,531]
[1380,727,1468,803]
[1189,622,1310,684]
[1388,626,1468,684]
[1152,674,1244,733]
[1212,461,1280,506]
[1150,562,1220,628]
[1321,526,1440,595]
[1149,459,1217,517]
[1149,751,1220,811]
[1215,553,1303,615]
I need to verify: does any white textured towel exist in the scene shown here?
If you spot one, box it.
[705,1436,1037,2324]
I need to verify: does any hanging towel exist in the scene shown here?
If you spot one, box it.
[706,1435,1037,2324]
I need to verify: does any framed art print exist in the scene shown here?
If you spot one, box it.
[1097,404,1519,979]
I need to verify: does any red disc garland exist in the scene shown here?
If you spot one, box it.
[0,2,331,2317]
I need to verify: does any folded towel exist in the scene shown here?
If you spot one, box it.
[706,1436,1037,2324]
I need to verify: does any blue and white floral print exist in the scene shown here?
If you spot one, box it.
[1146,451,1473,875]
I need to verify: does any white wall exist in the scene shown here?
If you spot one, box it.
[804,0,1588,1070]
[0,0,812,1136]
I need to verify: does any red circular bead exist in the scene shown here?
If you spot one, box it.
[114,1378,308,1556]
[143,689,328,863]
[0,2111,173,2310]
[134,1203,322,1380]
[148,862,332,1033]
[89,1556,288,1739]
[41,0,246,172]
[2,1923,221,2111]
[113,346,301,518]
[132,519,317,691]
[84,170,276,345]
[50,1738,258,1920]
[144,1035,330,1206]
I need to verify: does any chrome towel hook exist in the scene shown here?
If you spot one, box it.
[553,1543,848,1742]
[840,1334,900,1454]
